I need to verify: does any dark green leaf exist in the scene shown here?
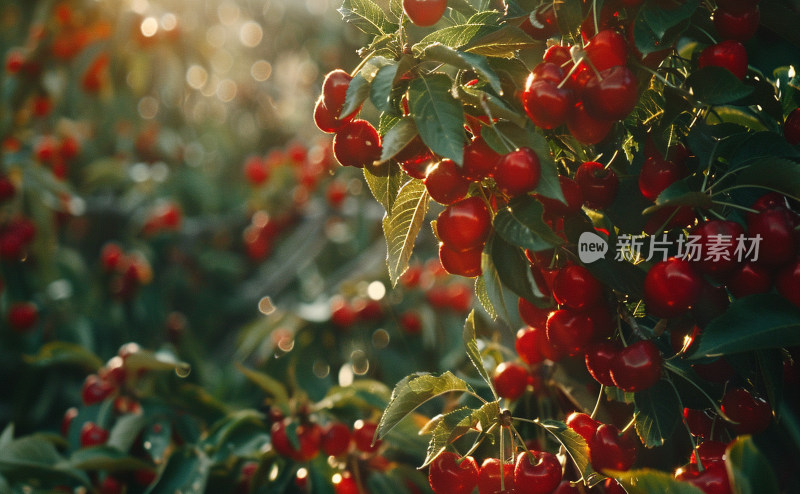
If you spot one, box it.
[539,419,594,482]
[409,74,466,165]
[489,234,547,303]
[584,258,646,300]
[460,86,528,127]
[142,421,172,463]
[633,0,699,55]
[756,350,784,418]
[648,179,712,210]
[735,158,800,197]
[370,64,398,112]
[726,436,780,494]
[379,117,419,163]
[377,372,472,439]
[464,25,543,58]
[22,341,103,371]
[107,414,149,453]
[412,24,500,56]
[613,469,704,494]
[145,447,210,494]
[493,196,565,252]
[728,131,800,170]
[421,43,502,94]
[235,363,290,411]
[689,294,800,359]
[0,436,89,485]
[382,179,430,286]
[553,0,583,35]
[687,67,755,106]
[338,0,399,37]
[69,447,154,472]
[634,381,680,448]
[463,310,493,389]
[341,72,371,119]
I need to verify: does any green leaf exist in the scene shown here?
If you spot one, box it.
[605,386,635,404]
[735,157,800,197]
[145,447,210,494]
[422,401,500,467]
[337,0,399,37]
[493,196,565,252]
[0,436,88,485]
[370,64,398,112]
[633,0,699,55]
[489,234,547,303]
[107,414,149,453]
[382,179,430,286]
[649,179,713,210]
[612,468,704,494]
[688,294,800,359]
[235,363,290,411]
[634,380,680,448]
[69,447,154,472]
[479,250,512,323]
[465,25,543,58]
[475,275,499,320]
[124,349,191,376]
[553,0,583,35]
[377,372,472,440]
[409,74,466,165]
[23,341,103,371]
[379,117,419,163]
[687,67,755,106]
[364,162,405,213]
[412,23,500,56]
[142,421,172,463]
[726,436,780,494]
[421,43,502,94]
[460,86,528,127]
[539,419,594,482]
[463,310,493,389]
[341,72,371,119]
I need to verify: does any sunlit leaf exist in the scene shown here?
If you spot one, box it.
[338,0,399,37]
[382,179,429,286]
[612,469,704,493]
[408,74,466,165]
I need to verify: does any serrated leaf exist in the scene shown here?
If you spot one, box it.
[726,436,780,494]
[633,381,680,448]
[23,341,103,371]
[338,0,399,37]
[379,117,419,163]
[493,196,565,252]
[412,24,501,56]
[370,64,399,112]
[480,245,512,323]
[489,234,547,302]
[460,86,528,127]
[612,469,704,494]
[409,74,466,165]
[475,275,499,320]
[422,43,502,94]
[687,67,755,106]
[422,401,500,467]
[235,363,290,411]
[463,310,493,389]
[633,0,699,55]
[735,157,800,197]
[648,179,713,210]
[465,25,543,58]
[539,419,594,482]
[364,162,404,212]
[377,372,472,439]
[688,294,800,359]
[382,179,429,286]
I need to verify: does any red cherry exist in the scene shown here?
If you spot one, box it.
[726,262,771,298]
[331,296,357,328]
[522,79,572,130]
[776,259,800,307]
[315,96,346,133]
[425,160,471,205]
[333,119,382,168]
[494,148,541,197]
[333,472,359,494]
[567,103,614,145]
[439,242,483,278]
[691,440,728,467]
[574,161,618,209]
[552,265,603,310]
[589,424,637,471]
[100,476,123,494]
[714,5,760,42]
[675,463,732,494]
[610,340,663,392]
[585,341,620,387]
[492,362,529,401]
[436,196,492,252]
[478,458,515,494]
[638,154,688,201]
[403,0,448,27]
[395,136,434,179]
[784,108,800,145]
[515,327,545,365]
[399,311,423,335]
[322,422,352,456]
[353,420,381,453]
[520,4,559,40]
[698,40,748,80]
[584,30,628,72]
[429,452,479,494]
[683,408,714,439]
[243,155,269,184]
[513,450,562,494]
[543,45,571,66]
[446,283,473,312]
[81,374,116,405]
[0,176,15,202]
[644,258,702,318]
[545,309,594,356]
[61,407,78,437]
[536,176,583,217]
[461,136,500,182]
[690,220,746,277]
[353,297,383,322]
[583,66,638,121]
[747,208,796,267]
[270,420,322,461]
[518,297,552,329]
[721,387,772,434]
[566,412,599,444]
[7,301,38,332]
[80,422,110,447]
[321,69,355,119]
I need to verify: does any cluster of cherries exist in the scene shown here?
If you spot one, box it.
[32,133,82,180]
[99,242,153,301]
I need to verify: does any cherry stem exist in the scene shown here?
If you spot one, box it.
[700,139,720,192]
[631,61,682,91]
[499,421,506,492]
[590,384,605,419]
[664,360,738,424]
[510,423,537,464]
[711,184,800,204]
[712,200,759,214]
[592,0,600,37]
[557,60,582,89]
[620,413,638,433]
[665,376,705,472]
[349,51,376,78]
[462,422,496,459]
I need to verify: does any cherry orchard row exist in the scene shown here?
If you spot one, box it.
[321,0,800,493]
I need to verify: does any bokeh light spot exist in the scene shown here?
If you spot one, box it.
[186,65,208,90]
[240,21,263,47]
[140,17,158,37]
[251,60,272,81]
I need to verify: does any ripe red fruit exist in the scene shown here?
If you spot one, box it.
[494,148,541,197]
[61,407,78,437]
[333,472,359,494]
[461,136,500,182]
[545,309,595,356]
[515,327,545,365]
[270,420,322,461]
[675,463,731,494]
[584,30,628,72]
[691,220,746,277]
[721,387,772,434]
[428,452,479,494]
[746,208,796,267]
[352,420,381,453]
[776,259,800,307]
[698,40,748,80]
[395,136,435,179]
[691,440,728,467]
[518,297,552,329]
[683,408,714,439]
[643,258,702,318]
[583,66,639,121]
[584,341,620,387]
[492,362,529,401]
[543,45,571,66]
[609,340,663,392]
[536,176,583,216]
[80,422,110,447]
[403,0,448,27]
[331,296,357,328]
[726,262,772,298]
[425,160,471,205]
[0,176,15,202]
[514,450,562,494]
[552,265,603,310]
[478,457,515,494]
[314,96,346,133]
[446,283,473,312]
[567,103,614,145]
[638,154,688,201]
[784,108,800,145]
[333,119,382,168]
[321,70,356,120]
[522,78,573,130]
[520,4,559,40]
[574,161,618,209]
[714,5,760,42]
[243,155,269,185]
[436,196,492,252]
[321,422,352,456]
[566,412,599,444]
[589,424,637,471]
[7,302,38,332]
[399,311,423,334]
[81,374,116,405]
[439,242,483,278]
